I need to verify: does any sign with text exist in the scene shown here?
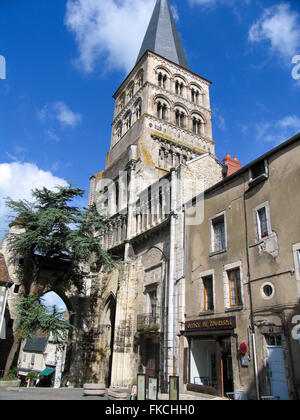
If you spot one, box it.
[169,376,179,400]
[137,374,146,400]
[185,316,236,332]
[148,376,158,400]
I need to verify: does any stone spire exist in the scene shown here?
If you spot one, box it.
[136,0,189,69]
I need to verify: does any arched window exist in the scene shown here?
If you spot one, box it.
[191,88,198,104]
[115,121,123,141]
[175,80,184,96]
[156,100,168,120]
[127,82,134,101]
[175,108,186,128]
[158,72,167,88]
[136,70,144,89]
[134,99,142,120]
[192,116,202,135]
[124,111,132,130]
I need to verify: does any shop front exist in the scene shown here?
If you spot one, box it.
[183,316,236,397]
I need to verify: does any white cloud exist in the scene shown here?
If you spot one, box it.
[0,162,68,240]
[64,0,156,74]
[189,0,250,10]
[249,3,300,63]
[255,114,300,144]
[54,101,82,128]
[38,101,82,129]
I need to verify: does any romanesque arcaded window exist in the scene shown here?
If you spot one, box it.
[156,100,167,120]
[118,93,125,112]
[134,99,142,120]
[124,110,132,130]
[191,88,200,104]
[136,69,144,89]
[175,80,184,96]
[115,121,123,141]
[158,72,167,88]
[127,82,134,100]
[175,108,186,128]
[192,116,202,135]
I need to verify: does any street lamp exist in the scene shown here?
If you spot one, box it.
[0,254,13,340]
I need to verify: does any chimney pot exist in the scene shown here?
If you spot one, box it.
[222,153,241,177]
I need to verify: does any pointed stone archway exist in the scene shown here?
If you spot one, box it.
[99,293,116,387]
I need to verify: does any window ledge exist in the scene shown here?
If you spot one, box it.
[209,249,227,257]
[225,306,243,313]
[248,173,268,188]
[198,310,214,316]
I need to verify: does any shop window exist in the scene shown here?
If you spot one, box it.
[202,276,214,312]
[190,339,217,388]
[210,213,226,254]
[227,268,242,307]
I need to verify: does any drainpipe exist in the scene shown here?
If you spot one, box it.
[168,168,177,379]
[243,186,260,400]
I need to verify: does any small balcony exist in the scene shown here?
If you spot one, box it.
[137,314,160,334]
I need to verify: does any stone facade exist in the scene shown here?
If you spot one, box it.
[84,48,222,391]
[183,134,300,400]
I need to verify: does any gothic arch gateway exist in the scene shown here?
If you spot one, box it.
[99,294,116,387]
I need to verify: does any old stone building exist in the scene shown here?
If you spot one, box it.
[183,133,300,400]
[83,0,223,392]
[2,0,298,400]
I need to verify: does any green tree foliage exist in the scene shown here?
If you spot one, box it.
[5,184,113,293]
[15,295,73,343]
[3,184,113,376]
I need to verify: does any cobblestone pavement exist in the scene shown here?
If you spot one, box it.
[0,387,226,401]
[0,387,109,400]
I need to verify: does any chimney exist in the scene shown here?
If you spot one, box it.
[222,153,241,177]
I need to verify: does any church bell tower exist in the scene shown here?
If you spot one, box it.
[89,0,215,211]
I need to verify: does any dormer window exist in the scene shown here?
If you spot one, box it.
[249,159,268,187]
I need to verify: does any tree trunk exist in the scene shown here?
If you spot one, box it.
[3,334,20,378]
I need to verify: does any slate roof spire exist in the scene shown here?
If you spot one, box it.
[136,0,189,69]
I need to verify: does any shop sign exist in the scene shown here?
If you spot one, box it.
[185,316,236,331]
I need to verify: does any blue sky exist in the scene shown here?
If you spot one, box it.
[0,0,300,244]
